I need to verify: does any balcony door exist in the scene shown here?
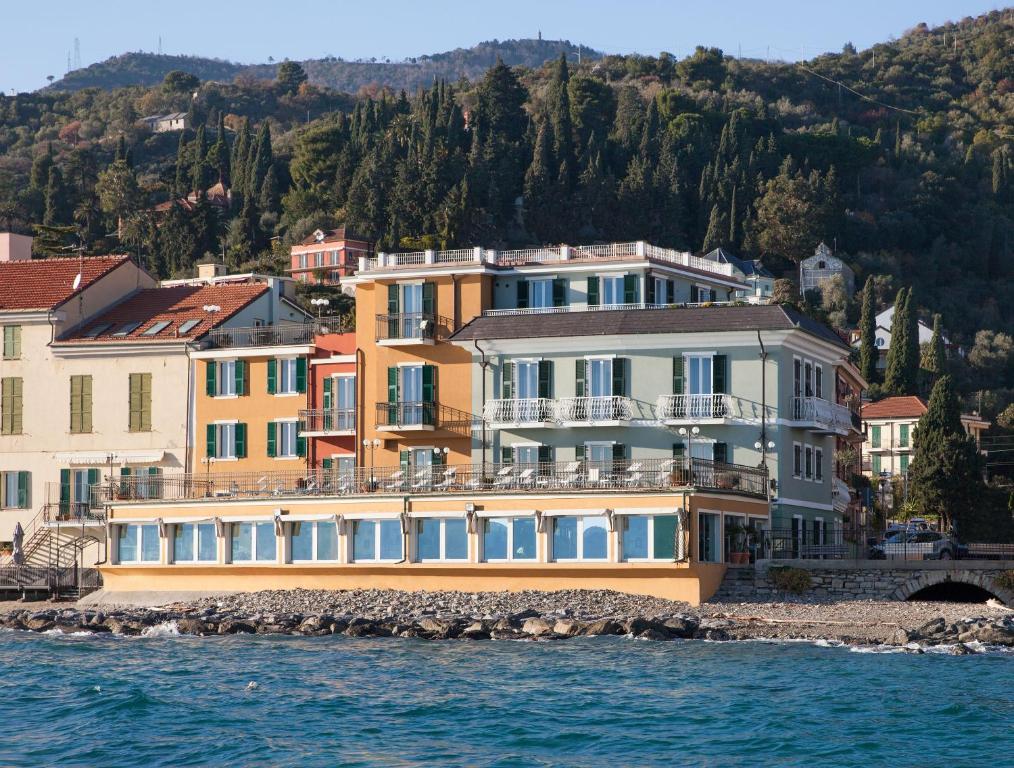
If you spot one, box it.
[687,355,713,418]
[516,361,539,399]
[402,366,423,425]
[401,283,423,338]
[335,376,355,430]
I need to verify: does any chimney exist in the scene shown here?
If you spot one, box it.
[0,233,33,262]
[197,261,227,280]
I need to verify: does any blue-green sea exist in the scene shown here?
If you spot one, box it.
[1,629,1011,767]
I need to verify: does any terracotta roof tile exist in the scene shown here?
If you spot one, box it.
[0,255,131,312]
[57,283,268,344]
[860,396,928,419]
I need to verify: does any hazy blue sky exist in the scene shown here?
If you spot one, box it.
[1,1,1004,93]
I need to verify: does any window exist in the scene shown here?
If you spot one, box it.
[601,275,624,306]
[128,373,152,432]
[900,455,910,475]
[112,322,141,337]
[219,360,236,396]
[230,522,275,562]
[804,362,813,397]
[691,285,717,303]
[69,375,92,433]
[207,360,245,398]
[1,471,29,509]
[298,254,308,269]
[173,523,217,563]
[178,319,201,335]
[118,524,159,563]
[120,467,162,500]
[482,517,537,561]
[588,358,612,398]
[1,377,23,435]
[551,515,608,561]
[529,279,553,309]
[698,512,720,563]
[416,518,468,561]
[514,445,540,465]
[277,359,297,394]
[83,323,112,338]
[314,252,325,268]
[652,277,669,305]
[291,521,339,562]
[621,515,677,561]
[387,364,434,426]
[870,425,881,448]
[516,361,539,399]
[352,519,403,562]
[898,424,910,448]
[2,325,21,359]
[687,355,713,395]
[815,448,823,482]
[804,445,813,480]
[268,420,301,458]
[268,357,306,395]
[142,321,171,336]
[793,443,802,477]
[208,422,247,460]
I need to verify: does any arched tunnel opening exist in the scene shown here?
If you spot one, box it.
[907,581,998,603]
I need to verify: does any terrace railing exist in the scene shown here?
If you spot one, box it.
[376,401,436,428]
[483,398,556,424]
[556,396,633,423]
[790,396,853,433]
[101,457,769,503]
[656,394,736,421]
[375,312,438,342]
[299,408,356,434]
[204,321,342,350]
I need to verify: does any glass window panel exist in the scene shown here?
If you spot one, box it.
[197,523,216,562]
[119,525,138,562]
[516,361,538,399]
[588,359,611,398]
[417,518,441,560]
[291,521,313,561]
[530,279,553,308]
[141,525,160,562]
[512,518,536,560]
[553,517,578,560]
[219,361,236,396]
[653,516,677,560]
[623,516,649,560]
[379,520,402,560]
[483,518,508,560]
[231,523,252,561]
[515,445,538,465]
[602,276,623,305]
[699,513,720,563]
[353,521,375,561]
[255,522,275,561]
[175,524,195,562]
[444,519,468,560]
[316,522,338,561]
[582,517,608,559]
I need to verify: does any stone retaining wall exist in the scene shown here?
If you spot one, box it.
[712,560,1014,604]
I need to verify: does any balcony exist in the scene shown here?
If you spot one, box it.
[102,456,769,503]
[203,320,341,350]
[556,396,633,426]
[483,398,556,427]
[376,401,436,431]
[299,409,355,437]
[788,396,852,436]
[655,394,737,424]
[375,313,442,346]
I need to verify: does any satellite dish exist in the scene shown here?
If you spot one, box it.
[72,273,82,290]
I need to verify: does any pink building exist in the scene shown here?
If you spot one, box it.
[300,332,358,476]
[289,227,372,285]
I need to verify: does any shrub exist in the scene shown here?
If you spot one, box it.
[995,570,1014,593]
[768,566,811,595]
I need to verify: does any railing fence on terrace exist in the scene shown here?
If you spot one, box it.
[204,320,347,349]
[299,408,356,433]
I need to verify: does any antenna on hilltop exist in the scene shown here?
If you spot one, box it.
[74,38,81,69]
[158,35,163,55]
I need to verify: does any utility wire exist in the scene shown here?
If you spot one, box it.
[796,64,924,116]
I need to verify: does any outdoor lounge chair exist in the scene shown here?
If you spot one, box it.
[515,468,536,487]
[412,468,434,490]
[384,470,406,491]
[493,465,515,488]
[435,467,458,490]
[559,461,583,487]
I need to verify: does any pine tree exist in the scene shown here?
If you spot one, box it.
[883,287,909,395]
[859,276,878,384]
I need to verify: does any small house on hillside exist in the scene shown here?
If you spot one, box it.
[702,248,774,304]
[849,305,951,372]
[799,243,854,298]
[140,113,190,133]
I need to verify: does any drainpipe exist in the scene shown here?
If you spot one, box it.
[356,346,365,467]
[757,330,773,519]
[473,339,490,468]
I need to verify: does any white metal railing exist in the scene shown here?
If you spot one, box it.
[481,301,738,317]
[656,394,736,421]
[573,242,639,258]
[435,248,479,264]
[791,396,853,433]
[556,396,633,423]
[496,247,566,266]
[482,398,556,424]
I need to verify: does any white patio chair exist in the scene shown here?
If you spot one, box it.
[435,467,458,490]
[493,465,515,488]
[384,470,405,491]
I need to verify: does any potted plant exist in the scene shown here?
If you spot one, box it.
[726,523,750,565]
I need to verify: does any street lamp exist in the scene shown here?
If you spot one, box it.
[678,426,700,459]
[363,438,381,488]
[310,297,330,318]
[200,456,217,497]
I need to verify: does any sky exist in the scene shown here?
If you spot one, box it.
[1,0,1005,93]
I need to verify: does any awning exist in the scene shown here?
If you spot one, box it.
[54,450,166,465]
[474,509,537,519]
[612,507,680,516]
[540,508,609,517]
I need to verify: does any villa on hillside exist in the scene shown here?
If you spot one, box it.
[701,248,775,304]
[799,243,855,298]
[849,306,952,372]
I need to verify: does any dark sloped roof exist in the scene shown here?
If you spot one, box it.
[450,304,846,349]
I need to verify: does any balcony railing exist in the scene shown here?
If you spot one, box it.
[204,321,343,350]
[790,396,853,434]
[556,396,633,423]
[299,408,355,434]
[656,394,736,421]
[100,457,768,503]
[376,401,436,429]
[375,312,439,342]
[483,398,556,424]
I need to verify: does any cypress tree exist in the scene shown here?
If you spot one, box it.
[859,276,878,383]
[30,142,54,191]
[249,122,273,199]
[728,184,738,247]
[921,313,946,387]
[883,287,909,395]
[43,165,69,226]
[547,54,574,183]
[191,125,209,196]
[701,203,727,253]
[904,287,921,391]
[523,120,554,239]
[173,132,189,198]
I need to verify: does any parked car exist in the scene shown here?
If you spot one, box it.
[870,530,966,560]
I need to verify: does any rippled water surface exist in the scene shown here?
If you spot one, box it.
[1,630,1012,767]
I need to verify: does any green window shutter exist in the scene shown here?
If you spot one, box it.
[206,424,217,457]
[141,374,151,431]
[149,467,162,499]
[119,466,131,497]
[623,274,638,304]
[672,443,685,458]
[575,444,585,461]
[234,360,246,396]
[538,445,552,464]
[422,365,436,402]
[82,376,92,433]
[266,422,277,457]
[612,358,627,397]
[612,443,627,461]
[17,471,29,508]
[87,468,99,489]
[206,361,217,396]
[266,359,277,394]
[297,422,307,457]
[12,378,21,434]
[538,360,553,399]
[673,356,684,394]
[322,457,333,470]
[387,367,398,404]
[575,359,586,397]
[296,357,307,393]
[322,377,332,410]
[59,469,70,514]
[399,450,411,469]
[587,276,599,306]
[10,326,21,358]
[502,361,513,399]
[235,423,247,458]
[501,446,513,464]
[516,280,529,309]
[872,454,881,474]
[871,425,881,448]
[387,284,400,313]
[690,285,700,303]
[713,442,728,464]
[552,278,566,307]
[899,424,909,446]
[900,454,909,473]
[422,282,435,316]
[70,376,80,433]
[713,355,727,394]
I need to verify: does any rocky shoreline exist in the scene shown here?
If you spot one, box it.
[1,589,1012,651]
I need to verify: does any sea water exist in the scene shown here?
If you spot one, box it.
[0,630,1011,767]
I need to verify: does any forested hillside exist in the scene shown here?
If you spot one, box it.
[43,40,600,94]
[0,11,1011,415]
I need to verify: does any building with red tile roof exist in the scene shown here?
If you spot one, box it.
[0,255,134,312]
[289,226,372,284]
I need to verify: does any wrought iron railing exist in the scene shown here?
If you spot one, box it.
[376,401,436,428]
[299,408,356,433]
[375,312,438,341]
[556,396,633,422]
[790,396,853,433]
[656,394,736,421]
[204,321,342,349]
[482,398,556,424]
